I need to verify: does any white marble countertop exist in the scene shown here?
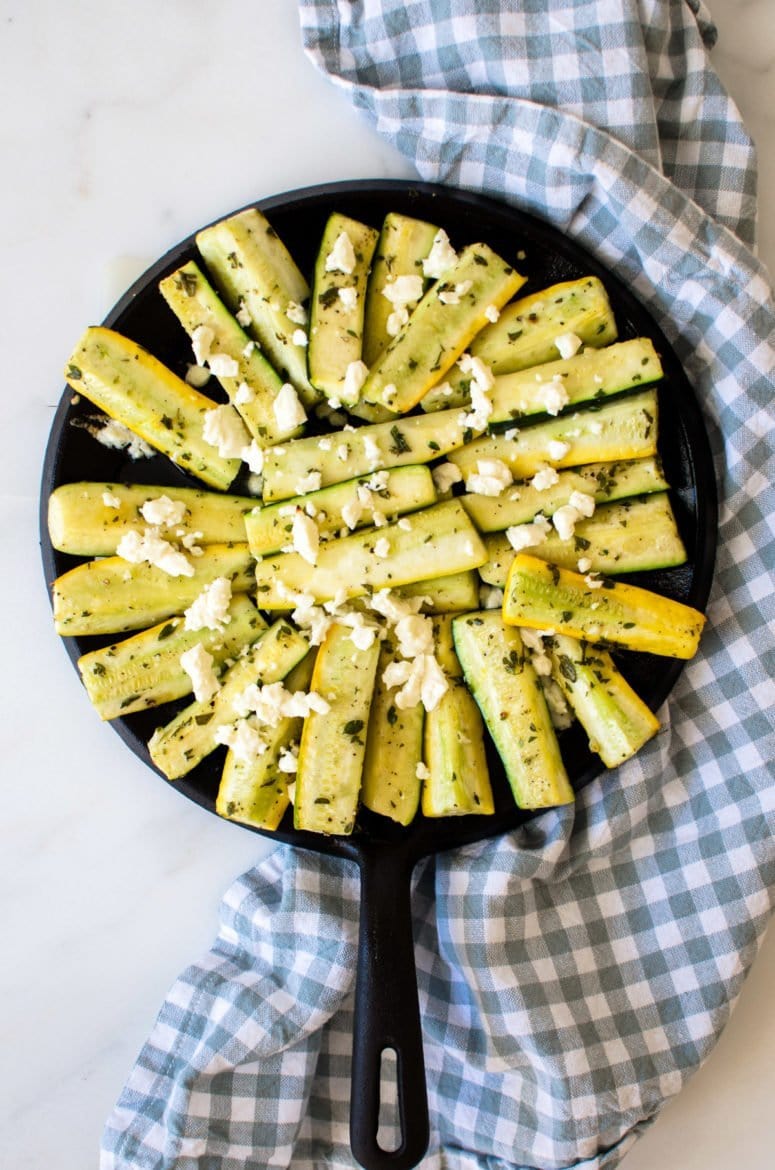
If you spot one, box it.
[1,2,772,1166]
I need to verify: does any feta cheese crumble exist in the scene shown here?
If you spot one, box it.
[506,515,551,552]
[432,462,463,494]
[202,404,251,460]
[530,466,560,492]
[291,510,319,565]
[102,491,121,509]
[325,231,356,275]
[554,332,583,359]
[547,439,571,462]
[273,382,307,432]
[286,300,308,326]
[343,360,369,401]
[140,495,187,529]
[116,528,194,577]
[179,643,220,703]
[422,229,458,280]
[91,418,154,460]
[538,375,570,416]
[292,329,308,348]
[466,458,513,497]
[373,537,390,558]
[184,577,232,632]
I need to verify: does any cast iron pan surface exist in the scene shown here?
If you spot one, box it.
[40,180,717,1170]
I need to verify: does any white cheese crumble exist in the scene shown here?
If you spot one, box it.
[584,573,604,589]
[547,439,571,462]
[432,462,463,494]
[363,434,383,469]
[208,353,240,379]
[343,360,369,400]
[215,719,268,763]
[242,441,265,475]
[140,495,187,528]
[184,577,232,632]
[416,761,431,781]
[568,490,596,518]
[117,528,194,577]
[273,382,307,432]
[397,517,412,532]
[202,404,252,460]
[325,231,356,275]
[337,286,357,311]
[506,516,551,552]
[286,300,308,326]
[530,466,560,492]
[278,744,299,773]
[466,458,513,497]
[382,274,424,307]
[484,304,500,323]
[383,654,448,712]
[552,504,580,542]
[554,332,583,359]
[236,300,252,328]
[235,382,254,405]
[292,510,319,565]
[191,324,215,366]
[292,328,308,347]
[92,418,154,459]
[295,471,321,495]
[387,307,409,337]
[179,643,220,703]
[185,364,212,388]
[340,499,363,530]
[373,537,390,558]
[102,491,121,509]
[577,556,593,574]
[479,584,504,610]
[438,279,473,305]
[538,375,570,416]
[422,229,458,280]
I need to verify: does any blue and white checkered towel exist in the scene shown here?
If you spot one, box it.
[102,3,775,1167]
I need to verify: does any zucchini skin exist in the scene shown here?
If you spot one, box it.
[479,493,687,587]
[448,389,660,481]
[548,634,660,768]
[361,243,526,413]
[245,465,436,557]
[308,213,380,402]
[64,327,241,490]
[361,642,425,825]
[452,611,574,810]
[78,594,266,720]
[502,553,706,658]
[196,208,317,404]
[253,500,486,607]
[216,650,316,831]
[48,481,257,557]
[461,456,669,533]
[363,212,439,366]
[53,544,255,637]
[159,260,301,446]
[149,619,309,781]
[294,622,381,835]
[422,616,494,817]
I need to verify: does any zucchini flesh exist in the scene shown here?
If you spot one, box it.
[549,634,660,768]
[461,456,669,533]
[78,594,266,720]
[448,389,659,481]
[362,212,439,366]
[261,407,471,502]
[245,465,436,556]
[421,275,618,409]
[159,261,302,445]
[422,616,494,817]
[308,213,380,403]
[502,553,706,658]
[148,619,309,781]
[361,244,526,413]
[485,338,661,425]
[294,622,381,835]
[48,481,257,557]
[452,612,573,809]
[253,500,486,607]
[399,570,480,614]
[64,327,241,490]
[479,494,687,587]
[53,544,255,637]
[196,208,317,405]
[215,649,316,831]
[361,642,425,825]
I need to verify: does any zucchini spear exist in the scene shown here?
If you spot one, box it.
[502,554,706,658]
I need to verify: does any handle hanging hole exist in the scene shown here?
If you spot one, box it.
[376,1046,402,1153]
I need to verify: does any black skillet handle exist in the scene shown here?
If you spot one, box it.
[349,843,429,1170]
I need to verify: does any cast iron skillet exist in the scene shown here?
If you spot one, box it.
[40,180,717,1170]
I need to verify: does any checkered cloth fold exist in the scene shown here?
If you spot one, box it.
[102,3,775,1168]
